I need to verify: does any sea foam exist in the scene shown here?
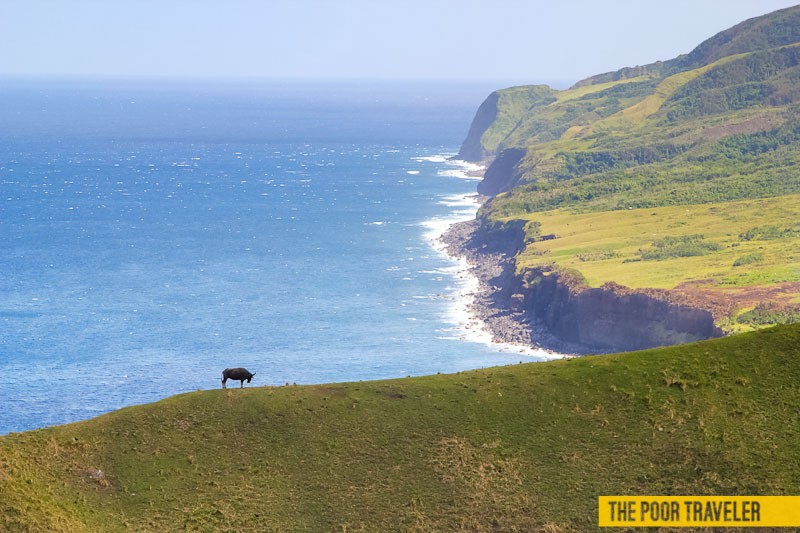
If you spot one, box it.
[420,157,558,359]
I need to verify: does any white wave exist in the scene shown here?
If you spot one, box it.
[438,193,480,207]
[406,170,420,175]
[437,169,481,180]
[415,159,563,361]
[413,155,449,163]
[436,265,560,359]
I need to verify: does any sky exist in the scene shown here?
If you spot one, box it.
[1,0,799,85]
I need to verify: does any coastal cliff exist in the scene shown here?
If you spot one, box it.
[456,6,800,197]
[442,218,722,354]
[456,85,556,163]
[452,5,800,352]
[518,269,722,352]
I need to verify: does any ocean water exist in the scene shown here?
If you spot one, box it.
[0,79,553,434]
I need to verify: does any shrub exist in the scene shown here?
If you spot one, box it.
[637,234,723,261]
[737,303,800,326]
[739,225,799,241]
[732,253,764,267]
[576,249,621,262]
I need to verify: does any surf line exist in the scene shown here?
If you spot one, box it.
[418,155,561,360]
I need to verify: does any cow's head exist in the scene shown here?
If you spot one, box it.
[248,372,256,383]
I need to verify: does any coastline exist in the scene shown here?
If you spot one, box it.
[438,218,596,358]
[431,159,724,355]
[422,157,564,360]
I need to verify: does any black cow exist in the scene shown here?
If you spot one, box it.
[221,367,256,388]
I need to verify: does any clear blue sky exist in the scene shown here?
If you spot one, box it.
[1,0,798,85]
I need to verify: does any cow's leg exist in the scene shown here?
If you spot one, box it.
[240,380,244,388]
[222,377,227,389]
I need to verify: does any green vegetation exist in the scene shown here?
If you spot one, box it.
[739,224,800,241]
[2,324,800,532]
[662,45,800,122]
[478,85,557,156]
[576,249,620,262]
[636,235,723,261]
[737,303,800,326]
[732,253,764,267]
[465,7,800,208]
[511,196,800,292]
[461,6,800,325]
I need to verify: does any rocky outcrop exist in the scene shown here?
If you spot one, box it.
[457,92,500,162]
[518,268,723,352]
[466,216,527,255]
[446,217,724,354]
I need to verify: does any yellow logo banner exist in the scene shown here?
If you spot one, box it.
[598,496,800,527]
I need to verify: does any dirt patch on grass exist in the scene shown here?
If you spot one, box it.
[376,388,407,400]
[695,114,783,143]
[672,280,800,317]
[600,279,800,323]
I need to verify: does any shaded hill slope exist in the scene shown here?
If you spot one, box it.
[2,324,800,532]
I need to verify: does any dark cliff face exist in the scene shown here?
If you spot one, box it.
[477,148,526,196]
[464,220,724,353]
[468,217,527,256]
[457,92,500,162]
[520,270,723,352]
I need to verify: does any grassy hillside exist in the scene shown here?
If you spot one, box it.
[485,45,800,205]
[509,195,800,331]
[464,6,800,201]
[573,4,800,87]
[457,85,556,162]
[512,195,800,288]
[460,6,800,329]
[2,324,800,532]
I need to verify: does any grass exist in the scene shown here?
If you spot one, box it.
[580,55,744,135]
[2,324,800,531]
[474,27,800,222]
[552,76,651,103]
[478,85,557,155]
[512,195,800,291]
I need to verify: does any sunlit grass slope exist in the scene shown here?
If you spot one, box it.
[2,324,800,532]
[513,195,800,291]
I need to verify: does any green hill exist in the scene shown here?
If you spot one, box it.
[458,6,800,340]
[2,324,799,532]
[462,5,800,199]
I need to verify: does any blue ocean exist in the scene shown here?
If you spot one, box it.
[0,79,550,434]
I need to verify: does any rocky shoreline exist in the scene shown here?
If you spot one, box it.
[439,218,600,357]
[440,212,724,355]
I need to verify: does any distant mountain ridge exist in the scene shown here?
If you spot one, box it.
[455,5,800,351]
[460,5,800,201]
[576,4,800,88]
